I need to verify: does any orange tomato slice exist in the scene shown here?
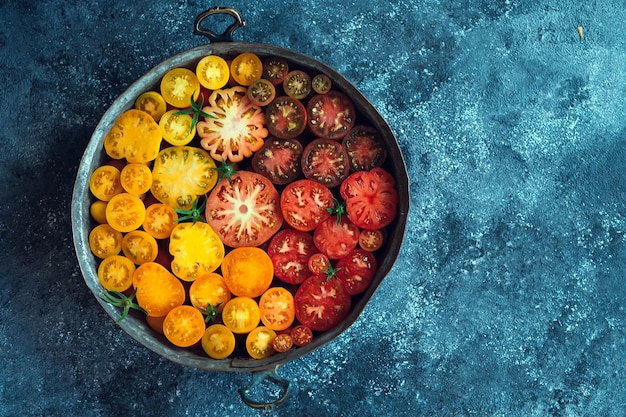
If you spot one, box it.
[97,255,136,292]
[189,272,231,311]
[135,264,185,317]
[89,165,123,201]
[142,203,178,239]
[221,297,260,334]
[230,52,262,86]
[221,247,273,298]
[163,305,206,348]
[258,287,295,331]
[105,193,146,233]
[120,163,153,195]
[202,324,236,359]
[89,223,123,259]
[104,109,162,163]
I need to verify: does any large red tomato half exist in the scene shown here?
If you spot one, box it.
[294,275,351,332]
[267,229,319,284]
[335,248,378,295]
[339,167,399,230]
[205,171,283,248]
[280,179,334,232]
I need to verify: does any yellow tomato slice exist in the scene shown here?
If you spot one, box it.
[89,165,123,201]
[222,297,260,334]
[134,91,167,122]
[259,287,295,331]
[169,222,225,282]
[160,68,200,108]
[135,264,185,317]
[121,230,158,265]
[202,324,236,359]
[120,163,153,195]
[105,193,146,233]
[163,305,206,348]
[246,326,277,359]
[159,110,196,146]
[189,272,231,311]
[97,255,136,292]
[230,52,262,86]
[104,109,162,163]
[142,203,178,239]
[196,55,230,90]
[89,223,123,259]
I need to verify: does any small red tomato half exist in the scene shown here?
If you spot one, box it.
[268,229,319,285]
[294,275,351,332]
[301,138,349,188]
[335,249,378,295]
[340,167,399,230]
[307,91,356,140]
[313,216,360,260]
[290,325,313,347]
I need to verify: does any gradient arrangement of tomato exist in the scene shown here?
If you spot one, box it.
[87,51,399,360]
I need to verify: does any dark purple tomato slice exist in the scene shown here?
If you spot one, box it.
[262,57,289,85]
[252,137,303,185]
[301,138,349,188]
[307,91,356,140]
[312,74,332,94]
[342,125,387,171]
[283,70,311,100]
[266,96,307,139]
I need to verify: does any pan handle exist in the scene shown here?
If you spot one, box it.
[239,367,291,409]
[193,6,246,43]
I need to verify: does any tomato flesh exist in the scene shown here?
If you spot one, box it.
[252,137,303,185]
[265,96,307,140]
[313,216,360,260]
[283,70,311,100]
[342,126,387,171]
[307,91,356,140]
[301,138,349,188]
[294,275,351,332]
[280,179,334,232]
[268,229,319,284]
[335,249,378,295]
[206,171,283,248]
[262,57,289,85]
[259,286,296,331]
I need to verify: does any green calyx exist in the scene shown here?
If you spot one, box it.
[174,91,215,133]
[326,197,347,224]
[100,290,146,322]
[213,158,238,183]
[323,264,342,282]
[198,304,220,324]
[175,196,207,224]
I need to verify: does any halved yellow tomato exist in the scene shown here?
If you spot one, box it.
[142,203,178,239]
[169,222,225,282]
[89,165,123,201]
[159,110,196,146]
[202,324,236,359]
[189,272,231,311]
[104,109,162,163]
[221,296,260,334]
[135,91,167,122]
[163,305,206,348]
[89,223,123,259]
[97,255,136,292]
[120,162,152,195]
[230,52,262,86]
[196,55,230,90]
[105,192,146,233]
[246,326,277,359]
[160,68,200,108]
[121,230,158,265]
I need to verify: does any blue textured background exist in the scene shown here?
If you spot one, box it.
[1,1,626,415]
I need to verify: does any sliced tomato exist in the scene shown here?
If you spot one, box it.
[313,216,360,260]
[159,110,196,146]
[104,109,162,163]
[247,78,276,106]
[272,333,293,353]
[259,286,296,331]
[89,224,123,259]
[169,222,225,282]
[312,74,332,94]
[265,96,307,140]
[97,255,136,292]
[335,248,378,295]
[246,326,277,359]
[307,252,330,275]
[135,262,185,317]
[301,138,349,188]
[294,275,351,332]
[134,91,167,122]
[163,305,206,348]
[121,230,158,265]
[280,179,333,232]
[150,146,218,210]
[189,272,231,311]
[267,229,318,284]
[120,163,152,195]
[283,70,311,100]
[221,247,274,298]
[342,126,387,171]
[89,165,123,201]
[196,55,230,90]
[230,52,263,86]
[262,57,289,85]
[205,171,283,248]
[251,137,303,185]
[290,325,313,347]
[358,229,384,252]
[160,67,200,108]
[202,324,236,359]
[196,86,268,162]
[339,167,399,230]
[307,91,356,140]
[105,193,146,233]
[222,296,261,334]
[142,203,178,240]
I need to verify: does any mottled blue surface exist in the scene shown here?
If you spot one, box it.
[1,0,626,415]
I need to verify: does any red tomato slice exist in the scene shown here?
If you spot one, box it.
[290,325,313,346]
[268,229,319,284]
[265,96,307,140]
[205,171,283,248]
[313,216,360,260]
[335,249,378,295]
[339,167,399,230]
[342,125,387,171]
[307,91,356,140]
[301,138,349,188]
[308,252,330,275]
[294,275,351,332]
[251,137,303,185]
[280,179,333,232]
